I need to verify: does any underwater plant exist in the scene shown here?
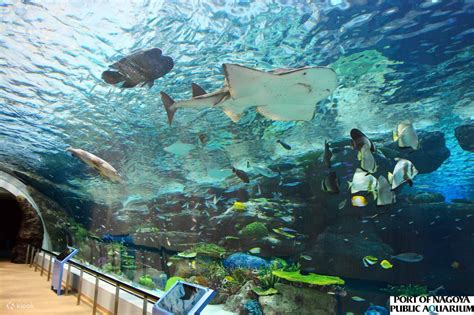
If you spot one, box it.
[194,243,227,258]
[257,260,281,290]
[253,260,302,295]
[229,267,254,286]
[381,284,428,297]
[222,268,257,295]
[121,252,137,280]
[106,242,125,256]
[138,275,156,290]
[240,222,269,239]
[102,262,121,275]
[196,261,228,291]
[70,224,89,243]
[272,270,345,286]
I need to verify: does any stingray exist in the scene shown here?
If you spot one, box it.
[160,63,337,124]
[102,48,174,88]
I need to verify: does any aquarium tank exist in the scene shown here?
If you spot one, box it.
[0,0,473,314]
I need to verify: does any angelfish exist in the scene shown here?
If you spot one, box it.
[323,140,332,168]
[350,128,376,152]
[393,121,419,150]
[388,158,418,190]
[349,168,378,199]
[358,143,377,173]
[66,148,122,183]
[321,171,340,194]
[376,175,396,206]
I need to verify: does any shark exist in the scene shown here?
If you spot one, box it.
[160,63,338,124]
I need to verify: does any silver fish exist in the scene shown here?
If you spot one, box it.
[391,253,423,263]
[358,143,377,173]
[394,121,419,150]
[388,158,418,189]
[349,168,378,198]
[376,175,396,206]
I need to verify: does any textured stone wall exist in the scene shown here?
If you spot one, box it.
[10,196,44,263]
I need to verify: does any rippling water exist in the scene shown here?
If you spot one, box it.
[2,1,474,313]
[0,0,473,203]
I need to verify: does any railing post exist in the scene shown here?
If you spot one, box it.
[47,254,53,281]
[77,269,83,305]
[113,284,120,315]
[142,294,147,315]
[92,276,99,314]
[65,264,71,295]
[25,244,30,264]
[40,251,45,276]
[29,247,35,267]
[34,249,39,272]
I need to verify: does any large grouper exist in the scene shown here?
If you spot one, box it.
[160,63,337,124]
[102,48,174,88]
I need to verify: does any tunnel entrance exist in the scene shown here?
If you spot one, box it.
[0,188,43,262]
[0,189,22,259]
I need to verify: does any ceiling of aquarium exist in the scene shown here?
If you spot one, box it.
[0,0,473,210]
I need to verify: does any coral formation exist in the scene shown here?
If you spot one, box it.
[223,253,270,270]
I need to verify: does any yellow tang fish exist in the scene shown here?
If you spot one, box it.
[351,195,368,207]
[233,201,247,211]
[380,259,393,269]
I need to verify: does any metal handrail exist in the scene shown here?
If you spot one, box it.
[26,244,160,315]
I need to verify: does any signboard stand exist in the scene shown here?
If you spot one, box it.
[152,281,215,315]
[51,247,79,296]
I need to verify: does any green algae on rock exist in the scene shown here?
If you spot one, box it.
[177,242,227,259]
[138,275,156,290]
[253,287,278,296]
[272,270,345,286]
[240,222,269,239]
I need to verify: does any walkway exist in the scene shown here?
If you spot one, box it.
[0,259,94,315]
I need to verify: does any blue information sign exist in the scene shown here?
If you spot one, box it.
[152,281,215,315]
[51,247,79,295]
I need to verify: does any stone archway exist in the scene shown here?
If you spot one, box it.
[0,170,52,262]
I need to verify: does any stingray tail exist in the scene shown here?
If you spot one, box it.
[160,92,177,125]
[102,70,125,84]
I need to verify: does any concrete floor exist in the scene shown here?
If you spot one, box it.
[0,260,94,315]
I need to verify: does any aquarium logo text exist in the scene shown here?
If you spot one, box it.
[390,296,474,314]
